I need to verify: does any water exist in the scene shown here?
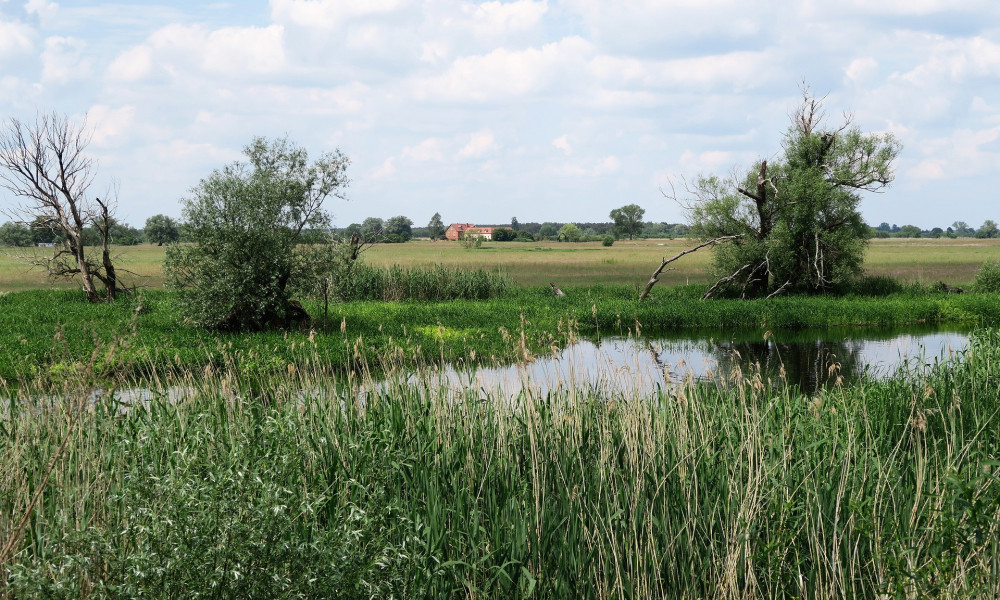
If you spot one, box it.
[9,325,971,409]
[424,324,971,397]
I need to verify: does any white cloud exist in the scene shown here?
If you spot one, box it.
[556,155,620,177]
[87,104,135,147]
[109,23,287,81]
[413,36,595,102]
[552,134,571,154]
[24,0,58,25]
[0,19,34,60]
[106,45,153,82]
[845,57,878,84]
[270,0,409,29]
[402,137,447,162]
[463,0,548,37]
[371,156,396,179]
[40,36,90,84]
[456,130,498,159]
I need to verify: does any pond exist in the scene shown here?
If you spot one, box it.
[426,324,972,397]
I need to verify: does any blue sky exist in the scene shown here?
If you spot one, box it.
[1,0,998,230]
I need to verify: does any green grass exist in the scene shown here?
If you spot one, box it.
[2,286,1000,386]
[2,327,999,598]
[4,237,999,292]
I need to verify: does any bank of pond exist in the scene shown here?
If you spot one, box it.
[2,286,1000,386]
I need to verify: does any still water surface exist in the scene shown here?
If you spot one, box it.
[429,324,971,396]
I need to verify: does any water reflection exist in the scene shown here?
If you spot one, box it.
[432,325,970,397]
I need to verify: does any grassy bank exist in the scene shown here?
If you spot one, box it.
[2,328,999,598]
[2,287,1000,386]
[4,237,999,291]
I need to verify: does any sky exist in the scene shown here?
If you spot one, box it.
[0,0,998,231]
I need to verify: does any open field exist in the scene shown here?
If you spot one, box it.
[3,237,1000,292]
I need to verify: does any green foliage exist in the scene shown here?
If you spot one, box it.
[973,259,1000,293]
[0,221,33,246]
[897,224,921,238]
[427,212,445,239]
[360,217,383,239]
[143,214,179,245]
[491,227,516,241]
[609,203,645,239]
[601,234,614,246]
[976,219,999,239]
[164,136,349,331]
[383,215,413,242]
[688,92,900,297]
[557,223,581,242]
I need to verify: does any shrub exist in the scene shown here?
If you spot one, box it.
[601,235,614,247]
[974,259,1000,293]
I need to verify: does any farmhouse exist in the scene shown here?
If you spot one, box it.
[445,223,473,240]
[466,226,495,240]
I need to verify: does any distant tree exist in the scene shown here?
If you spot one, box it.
[0,112,126,300]
[0,221,33,246]
[427,212,445,240]
[876,222,891,232]
[492,227,516,241]
[976,219,999,239]
[342,223,361,239]
[897,225,921,238]
[360,217,384,239]
[952,221,973,237]
[610,204,645,240]
[929,227,944,238]
[601,234,614,247]
[164,136,350,331]
[383,215,413,242]
[145,214,180,245]
[538,223,558,239]
[558,223,582,242]
[511,216,519,230]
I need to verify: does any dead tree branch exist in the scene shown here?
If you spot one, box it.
[638,235,742,301]
[702,263,752,300]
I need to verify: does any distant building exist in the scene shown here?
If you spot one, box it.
[36,242,55,248]
[445,223,474,240]
[466,226,495,240]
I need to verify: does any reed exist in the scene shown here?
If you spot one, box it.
[2,327,999,598]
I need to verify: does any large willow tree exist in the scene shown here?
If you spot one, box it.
[686,92,901,298]
[165,137,349,331]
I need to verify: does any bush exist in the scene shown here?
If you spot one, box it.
[601,235,614,247]
[974,259,1000,293]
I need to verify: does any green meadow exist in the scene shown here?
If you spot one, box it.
[4,237,999,292]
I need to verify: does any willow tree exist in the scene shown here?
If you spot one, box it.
[165,137,350,331]
[685,92,901,298]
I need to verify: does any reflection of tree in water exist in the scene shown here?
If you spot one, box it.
[707,338,867,392]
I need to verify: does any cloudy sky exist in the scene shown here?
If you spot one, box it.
[1,0,998,230]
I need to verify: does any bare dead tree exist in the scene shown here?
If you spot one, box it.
[0,112,125,301]
[638,235,742,301]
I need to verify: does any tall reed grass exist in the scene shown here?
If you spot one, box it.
[2,326,999,598]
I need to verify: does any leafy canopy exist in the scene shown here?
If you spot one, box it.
[165,136,349,331]
[686,91,901,297]
[610,204,645,240]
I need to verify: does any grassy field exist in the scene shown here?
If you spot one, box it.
[4,237,999,292]
[2,328,999,598]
